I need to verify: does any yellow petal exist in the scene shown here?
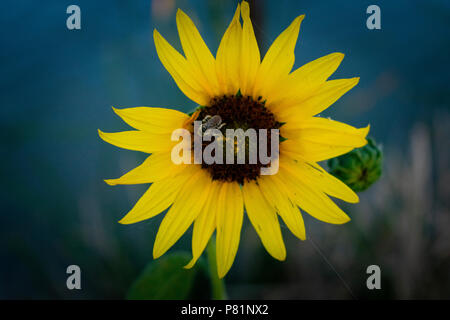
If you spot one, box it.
[216,4,241,95]
[104,152,186,186]
[283,157,358,203]
[281,117,369,161]
[290,52,344,86]
[242,181,286,261]
[258,176,306,240]
[98,129,173,153]
[153,169,212,258]
[185,181,221,269]
[176,9,219,97]
[216,182,244,278]
[112,107,188,134]
[253,15,305,98]
[286,117,369,146]
[118,168,196,225]
[153,29,210,106]
[282,142,356,164]
[277,165,350,224]
[269,52,344,112]
[239,1,260,96]
[276,77,360,121]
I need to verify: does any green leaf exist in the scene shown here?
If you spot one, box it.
[126,252,198,300]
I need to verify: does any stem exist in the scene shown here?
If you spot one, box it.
[206,237,227,300]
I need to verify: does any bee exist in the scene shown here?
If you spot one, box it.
[197,115,226,137]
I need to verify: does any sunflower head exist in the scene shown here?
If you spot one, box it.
[98,1,370,278]
[193,93,283,184]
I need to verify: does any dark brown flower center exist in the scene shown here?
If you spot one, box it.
[192,94,282,184]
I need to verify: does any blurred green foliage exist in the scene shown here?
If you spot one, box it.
[127,252,202,300]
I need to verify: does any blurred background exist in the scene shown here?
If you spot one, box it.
[1,0,449,299]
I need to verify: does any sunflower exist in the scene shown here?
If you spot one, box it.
[98,1,369,278]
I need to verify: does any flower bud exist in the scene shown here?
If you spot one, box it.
[327,137,382,192]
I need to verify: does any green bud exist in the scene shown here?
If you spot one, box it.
[327,137,383,192]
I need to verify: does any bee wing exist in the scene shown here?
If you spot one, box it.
[207,115,222,127]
